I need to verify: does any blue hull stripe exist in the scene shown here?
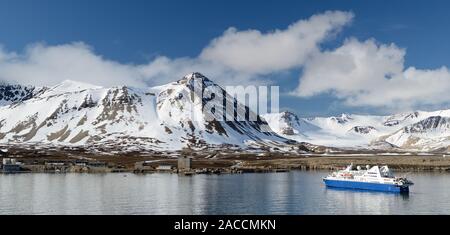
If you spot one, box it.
[323,179,409,193]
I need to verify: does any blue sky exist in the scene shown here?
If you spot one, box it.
[1,0,450,117]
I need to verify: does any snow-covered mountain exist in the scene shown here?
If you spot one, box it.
[4,72,450,152]
[382,116,450,151]
[0,73,296,152]
[262,111,318,136]
[263,110,450,151]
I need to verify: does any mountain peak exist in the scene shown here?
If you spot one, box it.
[177,72,216,87]
[51,80,102,93]
[185,72,207,79]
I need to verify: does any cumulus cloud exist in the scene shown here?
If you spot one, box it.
[3,9,447,112]
[137,56,259,86]
[0,43,147,87]
[200,11,353,74]
[0,42,260,87]
[294,38,450,109]
[0,10,353,87]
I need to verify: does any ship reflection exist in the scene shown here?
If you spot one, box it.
[325,187,410,198]
[324,187,410,214]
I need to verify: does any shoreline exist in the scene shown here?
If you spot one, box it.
[3,152,450,174]
[238,155,450,172]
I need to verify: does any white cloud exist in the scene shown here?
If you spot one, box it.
[4,10,447,112]
[294,38,450,109]
[0,42,146,87]
[200,10,353,74]
[0,11,353,87]
[0,42,255,87]
[137,56,258,86]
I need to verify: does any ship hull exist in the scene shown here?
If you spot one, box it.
[323,179,409,193]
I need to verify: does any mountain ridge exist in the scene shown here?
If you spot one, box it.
[2,74,450,152]
[0,73,300,153]
[263,110,450,151]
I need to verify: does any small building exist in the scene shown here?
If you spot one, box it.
[88,162,108,168]
[3,158,15,165]
[75,162,87,167]
[74,160,89,167]
[44,160,70,173]
[86,161,110,173]
[178,156,192,171]
[156,164,173,171]
[3,164,21,173]
[2,158,22,173]
[134,161,156,173]
[45,162,65,167]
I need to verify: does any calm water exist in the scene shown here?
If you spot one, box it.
[1,171,450,215]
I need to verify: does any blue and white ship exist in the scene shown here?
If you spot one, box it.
[323,164,413,193]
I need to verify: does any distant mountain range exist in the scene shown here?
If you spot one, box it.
[263,110,450,152]
[1,72,450,153]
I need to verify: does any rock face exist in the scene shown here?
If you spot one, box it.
[383,112,420,127]
[0,73,294,152]
[403,116,450,133]
[262,111,319,137]
[273,111,301,135]
[349,126,377,134]
[331,114,353,124]
[382,116,450,150]
[0,83,46,105]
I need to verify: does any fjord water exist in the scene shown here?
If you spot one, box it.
[0,171,449,215]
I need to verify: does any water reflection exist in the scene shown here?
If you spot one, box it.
[323,187,410,214]
[0,171,449,214]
